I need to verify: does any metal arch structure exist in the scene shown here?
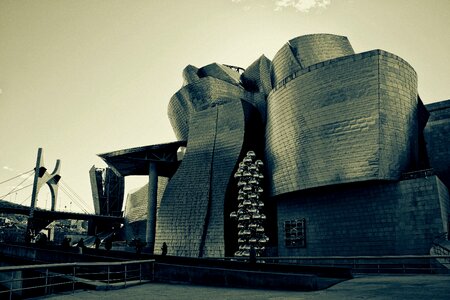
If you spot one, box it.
[29,148,61,217]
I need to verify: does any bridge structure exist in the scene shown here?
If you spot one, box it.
[0,148,124,241]
[0,199,123,235]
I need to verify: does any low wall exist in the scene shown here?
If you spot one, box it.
[0,243,120,264]
[0,244,352,291]
[154,263,320,291]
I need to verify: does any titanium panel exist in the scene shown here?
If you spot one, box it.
[271,43,302,87]
[241,55,272,95]
[265,50,418,196]
[289,34,354,68]
[168,76,247,140]
[156,101,250,257]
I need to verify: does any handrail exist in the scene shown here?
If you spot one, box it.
[213,255,450,274]
[0,259,155,272]
[0,259,155,299]
[433,242,450,254]
[216,255,450,260]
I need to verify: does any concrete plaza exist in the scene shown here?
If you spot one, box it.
[42,274,450,300]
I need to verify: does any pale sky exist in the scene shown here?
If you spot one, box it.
[0,0,449,213]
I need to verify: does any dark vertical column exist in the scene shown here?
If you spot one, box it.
[27,148,43,239]
[30,148,43,219]
[146,162,158,254]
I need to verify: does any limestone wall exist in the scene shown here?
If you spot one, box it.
[425,100,450,189]
[276,176,449,256]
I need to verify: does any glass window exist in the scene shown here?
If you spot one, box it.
[284,218,306,247]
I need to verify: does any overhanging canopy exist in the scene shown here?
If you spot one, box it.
[98,140,187,178]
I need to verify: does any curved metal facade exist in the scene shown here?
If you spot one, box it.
[168,76,246,140]
[266,50,418,196]
[271,34,354,87]
[289,34,354,69]
[141,33,439,258]
[161,62,266,256]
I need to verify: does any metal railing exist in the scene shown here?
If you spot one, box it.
[0,259,155,299]
[218,255,450,274]
[401,168,435,180]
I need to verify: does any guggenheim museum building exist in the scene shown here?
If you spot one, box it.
[95,34,450,258]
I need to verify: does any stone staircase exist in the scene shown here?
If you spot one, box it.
[430,232,450,270]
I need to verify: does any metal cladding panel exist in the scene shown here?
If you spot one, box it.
[182,65,199,86]
[124,183,148,224]
[271,43,302,87]
[168,76,246,140]
[89,166,101,215]
[378,51,418,177]
[122,177,168,241]
[198,63,241,86]
[241,55,273,95]
[265,50,418,196]
[202,101,249,257]
[156,101,247,257]
[289,34,354,69]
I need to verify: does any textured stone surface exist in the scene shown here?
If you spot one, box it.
[266,50,418,196]
[277,176,449,256]
[425,100,450,190]
[123,177,168,241]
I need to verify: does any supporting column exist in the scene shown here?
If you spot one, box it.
[146,162,158,254]
[27,148,44,239]
[30,148,44,219]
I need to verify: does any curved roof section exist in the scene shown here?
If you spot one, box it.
[271,43,302,87]
[198,63,242,86]
[289,34,354,69]
[269,49,416,95]
[265,49,418,196]
[241,55,272,95]
[271,34,355,87]
[182,65,199,86]
[168,75,247,140]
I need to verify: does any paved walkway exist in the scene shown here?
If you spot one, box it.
[42,274,450,300]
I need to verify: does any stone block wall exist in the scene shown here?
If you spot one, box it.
[276,175,449,256]
[265,50,418,196]
[123,177,168,241]
[425,100,450,189]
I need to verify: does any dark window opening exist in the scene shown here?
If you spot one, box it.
[284,218,306,248]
